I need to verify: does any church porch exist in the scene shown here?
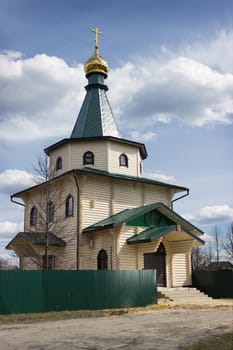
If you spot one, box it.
[82,202,204,287]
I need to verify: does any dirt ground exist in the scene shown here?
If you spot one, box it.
[0,307,232,350]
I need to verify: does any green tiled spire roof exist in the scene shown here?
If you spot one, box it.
[71,29,119,139]
[71,73,119,138]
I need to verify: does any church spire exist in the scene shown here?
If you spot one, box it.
[70,28,119,139]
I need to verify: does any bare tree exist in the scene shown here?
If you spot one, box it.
[191,246,209,270]
[223,223,233,260]
[33,155,50,183]
[210,226,223,262]
[204,239,214,264]
[31,155,65,270]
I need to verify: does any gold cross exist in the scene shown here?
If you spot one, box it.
[91,27,103,50]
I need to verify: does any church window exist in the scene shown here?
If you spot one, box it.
[83,151,94,165]
[30,207,37,226]
[56,157,62,170]
[42,255,55,270]
[65,195,74,217]
[97,249,108,270]
[47,201,55,223]
[119,153,128,167]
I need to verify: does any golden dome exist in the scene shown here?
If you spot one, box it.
[84,48,108,76]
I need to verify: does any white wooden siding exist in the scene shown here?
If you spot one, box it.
[144,185,170,206]
[81,176,111,228]
[70,141,108,171]
[108,141,141,177]
[80,229,116,270]
[171,253,190,286]
[170,240,193,286]
[22,257,39,270]
[49,143,71,177]
[114,180,143,212]
[117,226,137,269]
[163,240,172,287]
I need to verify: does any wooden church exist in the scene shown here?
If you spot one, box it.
[7,28,204,287]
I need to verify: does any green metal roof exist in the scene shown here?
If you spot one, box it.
[127,225,177,244]
[83,203,159,233]
[11,167,187,199]
[76,168,187,192]
[6,232,66,249]
[127,225,204,245]
[70,73,119,138]
[83,202,204,236]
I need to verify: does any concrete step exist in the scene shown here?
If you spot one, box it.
[157,287,215,304]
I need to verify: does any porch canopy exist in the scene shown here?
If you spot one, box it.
[6,232,66,257]
[83,202,204,245]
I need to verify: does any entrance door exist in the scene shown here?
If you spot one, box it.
[144,243,166,286]
[97,249,108,270]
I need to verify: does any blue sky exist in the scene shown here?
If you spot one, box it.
[0,0,233,260]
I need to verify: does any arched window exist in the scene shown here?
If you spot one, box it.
[47,201,55,223]
[65,195,74,217]
[97,249,108,270]
[30,207,37,226]
[56,156,62,170]
[119,153,128,167]
[83,151,94,166]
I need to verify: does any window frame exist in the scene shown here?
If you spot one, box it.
[42,255,55,270]
[65,194,74,218]
[30,206,37,226]
[83,151,94,166]
[56,156,62,170]
[47,201,55,223]
[119,153,128,167]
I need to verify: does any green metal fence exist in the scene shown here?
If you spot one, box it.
[0,270,157,315]
[192,269,233,298]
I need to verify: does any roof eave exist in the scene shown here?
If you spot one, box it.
[44,136,147,159]
[75,168,188,192]
[127,238,152,245]
[6,232,66,249]
[156,203,204,235]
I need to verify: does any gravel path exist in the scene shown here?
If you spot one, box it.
[0,307,232,349]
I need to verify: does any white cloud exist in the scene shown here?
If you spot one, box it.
[144,171,176,183]
[129,130,157,142]
[0,221,23,235]
[109,56,233,129]
[0,221,22,264]
[184,204,233,225]
[183,29,233,74]
[0,51,85,143]
[0,169,35,194]
[0,30,233,145]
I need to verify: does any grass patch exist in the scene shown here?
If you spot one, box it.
[0,308,131,325]
[0,304,165,325]
[180,333,233,350]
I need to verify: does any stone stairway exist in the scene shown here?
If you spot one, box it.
[157,287,216,305]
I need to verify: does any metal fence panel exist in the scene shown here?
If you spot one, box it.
[192,269,233,298]
[43,270,157,311]
[0,271,43,314]
[0,270,156,315]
